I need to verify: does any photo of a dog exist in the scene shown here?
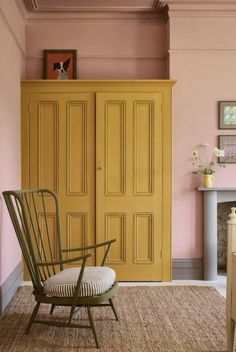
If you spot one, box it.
[53,58,70,80]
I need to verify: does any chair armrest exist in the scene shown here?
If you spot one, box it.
[62,239,116,266]
[34,253,92,267]
[62,239,116,253]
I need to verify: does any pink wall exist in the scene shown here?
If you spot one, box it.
[25,7,236,262]
[168,9,236,258]
[25,18,168,79]
[0,0,25,285]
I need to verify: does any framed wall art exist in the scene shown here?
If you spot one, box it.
[219,101,236,129]
[43,49,77,80]
[218,135,236,163]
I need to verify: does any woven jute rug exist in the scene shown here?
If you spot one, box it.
[0,286,227,352]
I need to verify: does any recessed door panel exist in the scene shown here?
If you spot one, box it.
[134,213,154,264]
[105,102,126,195]
[105,213,126,264]
[37,101,59,193]
[66,102,87,195]
[66,212,87,262]
[134,101,154,195]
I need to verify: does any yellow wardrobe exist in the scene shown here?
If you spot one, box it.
[21,80,175,281]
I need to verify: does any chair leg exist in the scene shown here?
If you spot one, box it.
[87,306,100,349]
[109,298,119,321]
[25,302,40,334]
[68,302,77,324]
[50,304,56,315]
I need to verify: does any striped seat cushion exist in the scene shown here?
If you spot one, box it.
[43,266,116,298]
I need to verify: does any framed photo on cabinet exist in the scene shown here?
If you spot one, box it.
[218,135,236,163]
[219,101,236,129]
[43,49,77,80]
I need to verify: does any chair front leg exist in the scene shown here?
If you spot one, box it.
[109,298,119,321]
[25,302,40,334]
[87,306,100,349]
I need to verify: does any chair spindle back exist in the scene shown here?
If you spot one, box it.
[3,189,63,293]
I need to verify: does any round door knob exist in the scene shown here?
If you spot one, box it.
[97,162,104,170]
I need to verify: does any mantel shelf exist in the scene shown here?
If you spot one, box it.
[198,187,236,192]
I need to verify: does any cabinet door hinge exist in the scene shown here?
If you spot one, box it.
[160,250,163,259]
[28,104,31,114]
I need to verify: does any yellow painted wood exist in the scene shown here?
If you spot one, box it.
[21,80,175,281]
[22,92,96,278]
[96,92,163,281]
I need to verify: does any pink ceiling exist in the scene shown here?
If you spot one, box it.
[22,0,168,12]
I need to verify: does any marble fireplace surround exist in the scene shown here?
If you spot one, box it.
[199,187,236,281]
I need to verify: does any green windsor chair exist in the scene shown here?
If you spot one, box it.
[3,189,119,348]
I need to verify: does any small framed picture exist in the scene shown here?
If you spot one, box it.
[43,49,77,80]
[218,135,236,163]
[219,101,236,129]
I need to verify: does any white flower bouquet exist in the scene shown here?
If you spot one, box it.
[192,143,226,175]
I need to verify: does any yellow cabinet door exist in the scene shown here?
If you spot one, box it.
[22,81,173,281]
[96,92,164,281]
[25,92,95,266]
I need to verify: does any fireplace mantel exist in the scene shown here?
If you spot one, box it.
[198,187,236,280]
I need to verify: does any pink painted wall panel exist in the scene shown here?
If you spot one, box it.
[170,16,236,259]
[0,2,25,285]
[25,21,168,79]
[26,22,167,56]
[77,58,168,79]
[0,0,25,52]
[170,16,236,51]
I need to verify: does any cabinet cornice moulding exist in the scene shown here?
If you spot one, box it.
[21,80,177,87]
